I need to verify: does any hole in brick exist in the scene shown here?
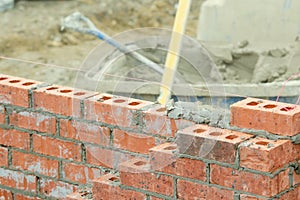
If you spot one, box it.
[9,80,21,83]
[0,77,8,81]
[128,102,141,106]
[263,104,277,109]
[256,141,269,146]
[193,129,206,133]
[100,96,112,101]
[60,89,73,93]
[108,177,119,182]
[225,135,239,140]
[134,161,146,166]
[22,82,35,86]
[247,101,260,106]
[46,87,59,91]
[156,107,167,112]
[113,99,126,103]
[164,146,176,151]
[280,106,295,112]
[209,132,223,136]
[74,92,86,96]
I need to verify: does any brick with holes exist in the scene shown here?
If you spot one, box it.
[142,104,194,137]
[33,85,98,117]
[231,97,300,136]
[92,174,146,200]
[239,137,294,172]
[149,143,206,181]
[176,124,253,164]
[119,158,174,197]
[0,74,41,107]
[84,93,152,128]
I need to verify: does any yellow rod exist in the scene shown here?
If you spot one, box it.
[157,0,192,105]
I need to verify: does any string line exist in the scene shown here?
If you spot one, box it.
[0,55,296,101]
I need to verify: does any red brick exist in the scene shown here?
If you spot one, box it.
[0,146,8,167]
[60,119,110,145]
[0,129,30,150]
[210,164,289,197]
[10,111,56,134]
[293,170,300,186]
[240,137,294,172]
[276,186,300,200]
[231,97,300,136]
[92,174,146,200]
[240,194,266,200]
[149,196,165,200]
[12,150,59,177]
[293,144,300,161]
[84,93,152,128]
[119,158,174,197]
[0,105,5,124]
[150,143,206,181]
[14,194,42,200]
[176,124,253,164]
[0,168,36,192]
[33,85,97,117]
[66,192,87,200]
[0,188,13,200]
[142,104,194,137]
[62,162,103,184]
[177,179,234,200]
[113,129,156,154]
[86,145,132,169]
[0,75,41,107]
[39,178,77,199]
[32,134,81,161]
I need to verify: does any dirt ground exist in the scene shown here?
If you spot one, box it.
[1,0,299,97]
[0,0,204,87]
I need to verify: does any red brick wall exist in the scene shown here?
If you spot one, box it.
[0,74,299,200]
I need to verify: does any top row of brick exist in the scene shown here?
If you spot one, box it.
[231,97,300,136]
[0,74,299,136]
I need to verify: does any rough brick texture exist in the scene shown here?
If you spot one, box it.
[9,110,56,134]
[92,174,146,200]
[32,134,81,161]
[113,129,156,154]
[0,74,299,200]
[210,164,289,197]
[231,97,300,136]
[12,150,59,177]
[176,124,253,164]
[239,137,294,172]
[0,74,40,107]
